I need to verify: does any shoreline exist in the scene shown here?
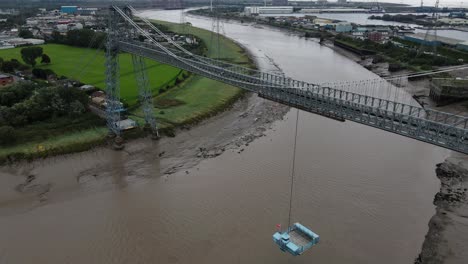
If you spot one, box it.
[190,12,468,263]
[0,21,255,166]
[415,155,468,264]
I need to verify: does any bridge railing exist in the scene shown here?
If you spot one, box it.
[114,6,468,153]
[121,40,468,133]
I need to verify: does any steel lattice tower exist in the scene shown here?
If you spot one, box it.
[106,7,122,148]
[132,54,160,139]
[210,0,225,59]
[105,7,160,149]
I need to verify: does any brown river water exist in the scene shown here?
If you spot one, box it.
[0,9,451,264]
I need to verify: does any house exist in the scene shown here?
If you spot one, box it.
[91,96,105,107]
[79,84,95,91]
[0,74,14,87]
[91,90,105,98]
[368,31,383,42]
[352,27,368,39]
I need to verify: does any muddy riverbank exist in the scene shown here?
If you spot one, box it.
[415,155,468,264]
[328,35,468,264]
[0,93,289,211]
[0,9,452,264]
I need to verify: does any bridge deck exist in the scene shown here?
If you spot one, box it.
[109,5,468,155]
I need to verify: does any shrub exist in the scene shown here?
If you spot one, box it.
[0,125,16,145]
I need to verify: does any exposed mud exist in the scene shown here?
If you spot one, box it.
[415,155,468,264]
[0,92,289,214]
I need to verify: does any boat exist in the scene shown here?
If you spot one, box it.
[273,223,319,256]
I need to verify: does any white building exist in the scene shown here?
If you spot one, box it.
[244,6,294,16]
[68,23,83,30]
[4,38,45,47]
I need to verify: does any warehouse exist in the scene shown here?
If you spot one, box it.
[244,6,294,16]
[403,33,463,47]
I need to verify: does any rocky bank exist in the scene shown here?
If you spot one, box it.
[415,155,468,264]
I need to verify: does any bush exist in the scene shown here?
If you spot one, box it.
[0,125,16,145]
[32,68,56,79]
[388,63,403,72]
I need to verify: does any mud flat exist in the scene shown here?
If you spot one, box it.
[415,154,468,264]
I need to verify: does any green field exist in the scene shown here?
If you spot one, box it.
[157,20,252,64]
[130,75,242,127]
[0,21,251,164]
[0,44,182,105]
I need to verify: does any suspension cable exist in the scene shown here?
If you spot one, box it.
[288,109,300,228]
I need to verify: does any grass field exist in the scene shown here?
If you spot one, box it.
[130,75,242,127]
[0,20,251,164]
[0,44,182,105]
[157,20,252,64]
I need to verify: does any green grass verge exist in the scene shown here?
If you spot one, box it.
[0,44,181,106]
[156,20,252,64]
[0,127,108,164]
[0,20,251,164]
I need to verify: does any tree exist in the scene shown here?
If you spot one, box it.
[50,31,64,43]
[0,125,16,145]
[32,68,55,79]
[18,29,33,38]
[20,46,43,67]
[41,54,51,64]
[1,60,15,72]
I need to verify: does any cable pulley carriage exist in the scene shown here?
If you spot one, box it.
[272,109,319,256]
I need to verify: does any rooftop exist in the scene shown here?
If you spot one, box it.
[407,33,463,46]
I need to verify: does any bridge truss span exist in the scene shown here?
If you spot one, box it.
[107,5,468,154]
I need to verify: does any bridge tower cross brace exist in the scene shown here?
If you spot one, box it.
[105,7,123,149]
[132,54,160,139]
[106,7,160,149]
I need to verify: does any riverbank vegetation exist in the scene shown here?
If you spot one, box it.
[188,8,329,40]
[0,20,251,164]
[0,82,105,164]
[334,34,467,71]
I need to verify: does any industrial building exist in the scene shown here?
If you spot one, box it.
[60,6,78,14]
[244,6,294,15]
[272,0,288,6]
[335,22,353,33]
[300,8,368,13]
[403,33,463,47]
[458,41,468,51]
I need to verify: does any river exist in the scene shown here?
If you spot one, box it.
[0,9,451,264]
[261,12,468,40]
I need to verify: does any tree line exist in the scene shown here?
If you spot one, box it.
[49,29,106,49]
[0,82,90,145]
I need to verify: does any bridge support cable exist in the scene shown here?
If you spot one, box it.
[106,7,124,149]
[127,5,286,82]
[288,109,300,228]
[131,54,160,139]
[111,6,468,154]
